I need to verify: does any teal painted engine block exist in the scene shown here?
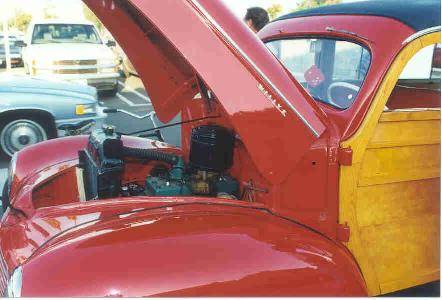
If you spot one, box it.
[145,157,239,198]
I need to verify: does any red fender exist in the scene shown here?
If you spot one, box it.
[16,203,366,296]
[7,136,178,209]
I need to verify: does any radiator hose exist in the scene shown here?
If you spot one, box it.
[122,146,180,165]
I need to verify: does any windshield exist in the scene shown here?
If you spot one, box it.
[31,24,102,44]
[266,38,371,109]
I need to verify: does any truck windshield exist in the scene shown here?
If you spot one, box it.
[31,24,102,45]
[266,38,371,109]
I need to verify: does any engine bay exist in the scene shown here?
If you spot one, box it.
[78,124,240,201]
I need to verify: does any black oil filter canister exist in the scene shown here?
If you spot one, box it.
[189,125,235,172]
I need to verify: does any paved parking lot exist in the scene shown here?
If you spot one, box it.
[0,68,181,193]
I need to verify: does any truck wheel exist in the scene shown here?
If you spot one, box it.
[0,117,51,158]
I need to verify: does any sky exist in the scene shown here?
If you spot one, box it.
[0,0,304,21]
[222,0,301,17]
[0,0,359,25]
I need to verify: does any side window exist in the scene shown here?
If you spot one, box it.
[266,38,371,110]
[431,43,440,79]
[387,43,441,110]
[333,42,370,81]
[399,44,441,80]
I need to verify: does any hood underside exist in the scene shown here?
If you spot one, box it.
[83,0,328,183]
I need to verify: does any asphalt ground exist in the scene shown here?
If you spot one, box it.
[0,68,439,297]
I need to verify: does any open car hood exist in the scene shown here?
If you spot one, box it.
[84,0,328,183]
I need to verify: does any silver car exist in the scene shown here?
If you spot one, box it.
[0,74,106,157]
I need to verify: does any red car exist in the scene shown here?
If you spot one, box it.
[0,0,440,297]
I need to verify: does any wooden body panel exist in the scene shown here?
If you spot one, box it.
[356,110,440,293]
[339,32,441,295]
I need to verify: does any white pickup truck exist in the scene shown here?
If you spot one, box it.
[20,19,120,95]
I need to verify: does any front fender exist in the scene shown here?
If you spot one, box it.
[20,203,367,296]
[9,135,178,206]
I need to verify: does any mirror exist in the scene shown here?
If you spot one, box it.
[14,40,27,47]
[106,40,116,47]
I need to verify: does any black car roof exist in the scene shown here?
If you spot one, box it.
[274,0,441,32]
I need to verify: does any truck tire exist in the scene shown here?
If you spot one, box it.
[0,115,53,158]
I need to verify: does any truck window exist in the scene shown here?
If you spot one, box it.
[266,38,371,110]
[32,24,102,45]
[387,43,441,110]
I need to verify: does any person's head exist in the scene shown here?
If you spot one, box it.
[244,7,270,33]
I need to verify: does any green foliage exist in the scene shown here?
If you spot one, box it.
[267,4,283,20]
[12,10,32,32]
[43,3,58,20]
[83,4,103,32]
[294,0,341,11]
[0,9,32,33]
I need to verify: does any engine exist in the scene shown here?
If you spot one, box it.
[78,125,239,201]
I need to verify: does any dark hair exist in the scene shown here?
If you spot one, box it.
[244,7,270,32]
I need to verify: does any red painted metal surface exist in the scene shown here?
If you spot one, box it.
[85,0,328,185]
[388,85,440,109]
[2,201,366,296]
[0,0,424,296]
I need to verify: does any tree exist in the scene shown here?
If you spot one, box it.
[12,10,32,32]
[294,0,341,11]
[267,4,283,20]
[43,4,58,19]
[83,4,104,32]
[0,10,32,33]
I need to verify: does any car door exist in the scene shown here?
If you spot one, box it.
[339,29,440,295]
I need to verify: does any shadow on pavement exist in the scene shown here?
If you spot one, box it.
[381,281,440,297]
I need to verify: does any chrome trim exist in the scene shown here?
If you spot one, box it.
[0,250,9,295]
[402,26,441,45]
[54,59,97,66]
[189,0,321,137]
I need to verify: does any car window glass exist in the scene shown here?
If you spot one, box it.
[32,24,102,45]
[334,42,370,81]
[266,38,371,109]
[399,44,440,80]
[0,36,17,46]
[387,43,440,110]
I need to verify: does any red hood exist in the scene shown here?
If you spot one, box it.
[84,0,328,184]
